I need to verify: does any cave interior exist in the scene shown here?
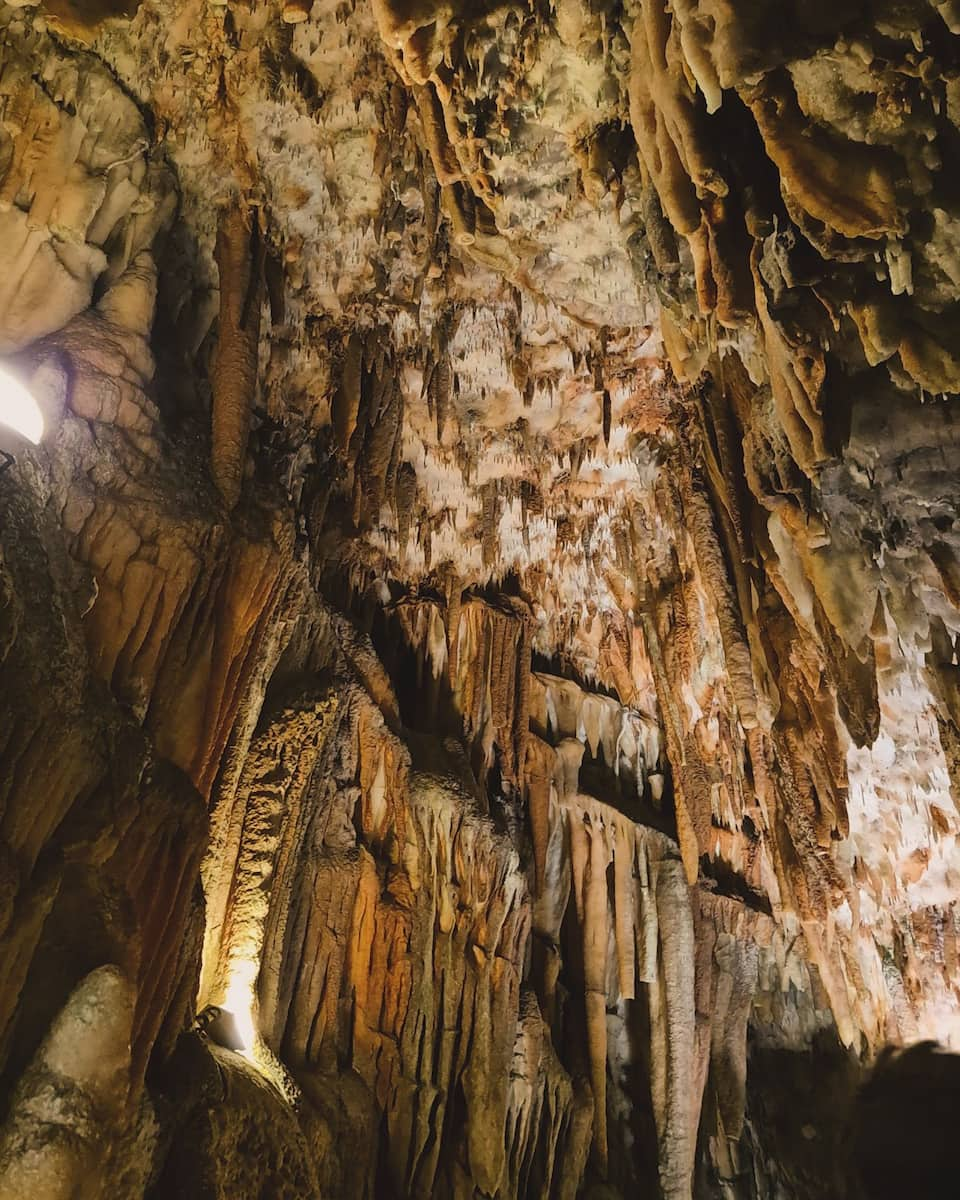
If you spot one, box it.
[1,0,960,1196]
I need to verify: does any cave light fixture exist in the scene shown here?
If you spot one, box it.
[221,956,296,1099]
[223,957,258,1059]
[0,361,44,474]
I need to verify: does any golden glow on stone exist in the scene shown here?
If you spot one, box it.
[221,960,294,1100]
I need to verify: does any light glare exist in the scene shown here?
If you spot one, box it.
[224,960,257,1054]
[0,365,43,445]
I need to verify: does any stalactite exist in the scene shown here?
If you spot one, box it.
[681,466,759,730]
[582,810,610,1172]
[531,671,662,803]
[211,201,264,509]
[443,571,462,687]
[481,483,500,572]
[637,598,707,885]
[356,371,402,528]
[613,821,636,1001]
[395,460,418,555]
[525,735,555,897]
[513,614,532,793]
[432,352,452,443]
[333,331,363,457]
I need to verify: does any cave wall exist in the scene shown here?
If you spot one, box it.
[1,0,960,1197]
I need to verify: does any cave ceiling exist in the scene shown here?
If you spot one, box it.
[1,0,960,1197]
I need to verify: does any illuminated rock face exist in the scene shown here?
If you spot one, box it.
[1,0,960,1196]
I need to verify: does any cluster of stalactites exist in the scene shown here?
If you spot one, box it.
[536,789,804,1199]
[394,592,533,792]
[331,326,408,533]
[528,788,762,1200]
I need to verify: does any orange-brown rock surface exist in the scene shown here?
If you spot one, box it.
[2,0,960,1197]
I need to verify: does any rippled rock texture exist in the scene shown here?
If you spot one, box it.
[2,0,960,1197]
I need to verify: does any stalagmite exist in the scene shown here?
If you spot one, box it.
[0,967,135,1199]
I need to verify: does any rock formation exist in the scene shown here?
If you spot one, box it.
[1,0,960,1196]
